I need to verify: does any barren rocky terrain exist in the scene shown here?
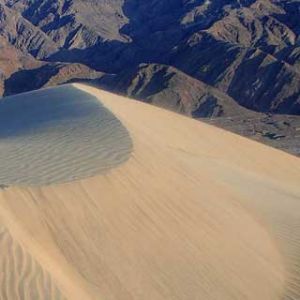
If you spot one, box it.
[0,0,299,154]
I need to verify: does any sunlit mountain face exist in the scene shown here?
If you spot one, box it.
[0,0,300,154]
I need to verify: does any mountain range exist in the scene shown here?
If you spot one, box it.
[0,0,299,154]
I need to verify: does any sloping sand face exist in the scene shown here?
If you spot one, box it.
[0,84,299,300]
[0,85,132,185]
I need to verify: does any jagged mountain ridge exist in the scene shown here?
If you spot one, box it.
[1,0,299,111]
[0,0,300,154]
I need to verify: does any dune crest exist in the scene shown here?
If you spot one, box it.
[0,85,132,185]
[0,84,299,299]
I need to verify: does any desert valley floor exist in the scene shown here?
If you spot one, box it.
[0,84,299,299]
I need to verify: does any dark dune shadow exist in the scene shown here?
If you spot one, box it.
[0,85,133,186]
[0,85,105,138]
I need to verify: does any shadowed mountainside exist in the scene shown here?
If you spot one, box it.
[0,0,300,154]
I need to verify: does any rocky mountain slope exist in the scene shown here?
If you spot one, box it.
[0,0,299,154]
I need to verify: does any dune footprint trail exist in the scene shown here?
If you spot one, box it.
[0,83,299,300]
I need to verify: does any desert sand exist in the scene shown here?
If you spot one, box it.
[0,85,132,185]
[0,83,299,300]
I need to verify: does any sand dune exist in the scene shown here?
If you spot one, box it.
[0,85,132,185]
[0,84,299,299]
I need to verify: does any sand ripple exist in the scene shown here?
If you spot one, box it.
[0,224,66,300]
[0,85,132,185]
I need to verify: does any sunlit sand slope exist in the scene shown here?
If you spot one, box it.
[0,222,66,300]
[0,83,299,300]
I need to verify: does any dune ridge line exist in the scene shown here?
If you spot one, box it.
[0,84,299,299]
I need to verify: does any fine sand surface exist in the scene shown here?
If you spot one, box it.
[0,83,299,300]
[0,85,132,185]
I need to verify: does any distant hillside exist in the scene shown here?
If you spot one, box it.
[0,0,299,154]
